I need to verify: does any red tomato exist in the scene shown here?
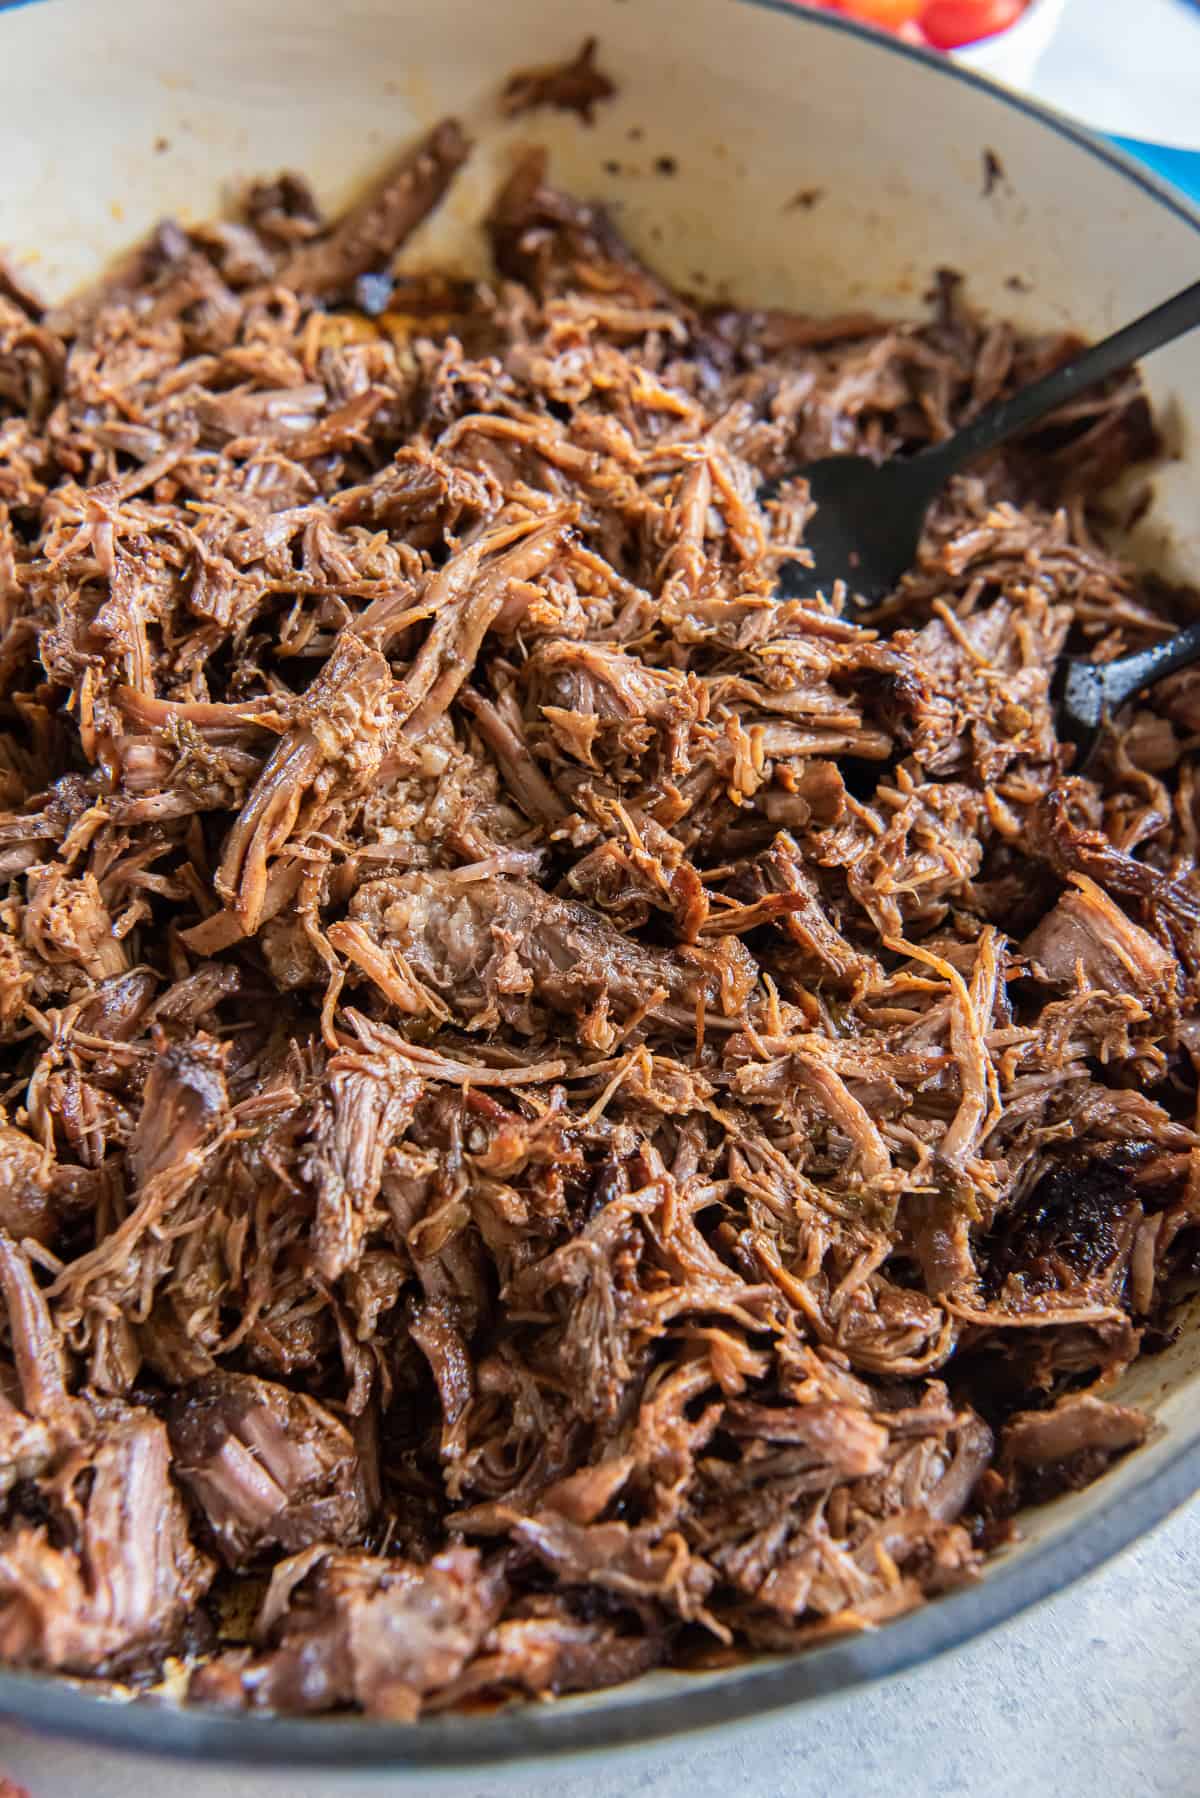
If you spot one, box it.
[920,0,1026,49]
[841,0,926,23]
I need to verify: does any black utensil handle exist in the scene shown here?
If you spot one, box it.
[1101,616,1200,710]
[915,277,1200,486]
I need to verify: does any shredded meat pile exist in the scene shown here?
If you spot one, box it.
[0,113,1196,1718]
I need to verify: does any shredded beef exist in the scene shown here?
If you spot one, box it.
[0,110,1191,1715]
[167,1372,369,1567]
[500,38,617,124]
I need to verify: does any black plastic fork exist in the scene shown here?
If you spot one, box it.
[1053,622,1200,762]
[763,278,1200,762]
[766,278,1200,607]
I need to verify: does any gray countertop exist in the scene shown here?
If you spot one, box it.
[1,1489,1196,1798]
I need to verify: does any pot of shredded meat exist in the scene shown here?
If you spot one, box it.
[2,23,1200,1739]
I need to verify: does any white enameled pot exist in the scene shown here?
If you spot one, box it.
[0,0,1198,1770]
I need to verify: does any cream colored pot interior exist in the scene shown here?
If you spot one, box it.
[1,0,1199,1719]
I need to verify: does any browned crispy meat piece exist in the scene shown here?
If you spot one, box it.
[1002,1394,1149,1469]
[338,871,755,1031]
[0,99,1187,1717]
[277,119,470,298]
[192,1547,500,1718]
[997,1393,1151,1506]
[0,1127,59,1246]
[427,1599,662,1707]
[168,1373,370,1567]
[1023,875,1178,1001]
[500,38,617,124]
[0,1412,214,1676]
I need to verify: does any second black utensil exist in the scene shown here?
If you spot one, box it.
[1055,620,1200,765]
[767,278,1200,606]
